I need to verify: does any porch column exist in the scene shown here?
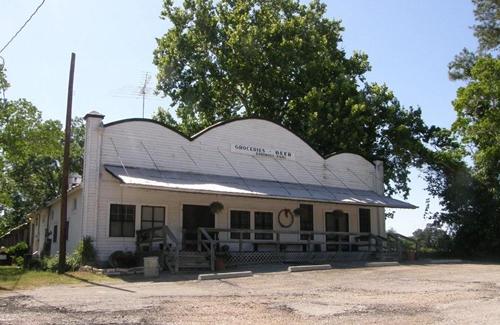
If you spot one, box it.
[373,160,386,236]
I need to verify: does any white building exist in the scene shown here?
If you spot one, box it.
[29,111,416,269]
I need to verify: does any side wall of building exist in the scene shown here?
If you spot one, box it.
[29,189,83,257]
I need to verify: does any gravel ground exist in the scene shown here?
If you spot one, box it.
[1,263,499,324]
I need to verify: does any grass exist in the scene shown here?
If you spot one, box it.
[0,266,119,291]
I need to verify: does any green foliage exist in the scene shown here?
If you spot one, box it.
[5,241,28,257]
[13,256,24,267]
[472,0,499,53]
[452,57,500,196]
[412,224,452,253]
[74,236,96,266]
[0,69,85,235]
[41,255,60,272]
[424,0,500,257]
[154,0,442,197]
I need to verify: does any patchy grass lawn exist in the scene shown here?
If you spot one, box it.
[0,266,118,291]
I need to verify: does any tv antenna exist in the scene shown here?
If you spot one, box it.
[140,72,151,118]
[111,72,160,118]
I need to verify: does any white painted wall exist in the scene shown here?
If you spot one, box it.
[72,116,387,263]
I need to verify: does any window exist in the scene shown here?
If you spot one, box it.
[141,206,165,237]
[53,225,58,243]
[109,204,136,237]
[299,204,314,240]
[254,212,273,240]
[230,210,250,239]
[73,198,77,210]
[359,208,371,233]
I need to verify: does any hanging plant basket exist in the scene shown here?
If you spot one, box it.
[209,201,224,214]
[293,207,306,217]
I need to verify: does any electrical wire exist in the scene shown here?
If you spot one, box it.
[0,0,47,54]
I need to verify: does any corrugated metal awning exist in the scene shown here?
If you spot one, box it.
[104,164,417,209]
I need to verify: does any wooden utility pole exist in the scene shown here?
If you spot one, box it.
[58,52,75,274]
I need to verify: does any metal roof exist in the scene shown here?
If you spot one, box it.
[105,164,417,209]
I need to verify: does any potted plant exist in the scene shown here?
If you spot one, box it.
[293,207,306,217]
[209,201,224,214]
[215,245,230,271]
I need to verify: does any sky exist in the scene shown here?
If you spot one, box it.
[0,0,477,235]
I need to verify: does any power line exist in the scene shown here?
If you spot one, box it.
[0,0,47,54]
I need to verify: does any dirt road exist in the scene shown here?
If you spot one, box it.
[1,263,499,324]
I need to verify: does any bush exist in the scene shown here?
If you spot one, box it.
[41,255,60,272]
[108,251,139,268]
[6,241,29,257]
[75,236,96,266]
[14,256,24,267]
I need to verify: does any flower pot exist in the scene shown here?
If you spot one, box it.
[215,257,226,271]
[407,250,416,261]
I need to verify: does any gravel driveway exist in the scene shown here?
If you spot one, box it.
[1,263,499,324]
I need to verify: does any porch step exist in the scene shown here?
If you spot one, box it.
[177,252,210,269]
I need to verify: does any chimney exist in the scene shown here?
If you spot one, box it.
[68,172,82,188]
[81,111,105,239]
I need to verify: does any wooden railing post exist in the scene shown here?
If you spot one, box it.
[197,228,201,252]
[276,231,280,252]
[210,242,215,271]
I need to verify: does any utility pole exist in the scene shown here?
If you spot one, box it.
[58,52,75,274]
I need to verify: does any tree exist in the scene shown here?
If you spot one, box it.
[154,0,441,197]
[412,224,452,253]
[472,0,499,53]
[0,68,85,236]
[425,0,499,256]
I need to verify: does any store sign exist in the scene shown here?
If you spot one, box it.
[231,144,295,160]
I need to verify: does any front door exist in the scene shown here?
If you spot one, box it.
[325,210,349,251]
[182,205,215,250]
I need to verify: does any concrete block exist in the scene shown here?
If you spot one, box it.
[288,264,332,272]
[428,259,463,264]
[198,271,253,281]
[365,261,399,267]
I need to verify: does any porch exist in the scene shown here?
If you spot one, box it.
[136,226,415,272]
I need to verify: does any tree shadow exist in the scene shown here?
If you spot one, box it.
[63,273,136,293]
[0,267,23,291]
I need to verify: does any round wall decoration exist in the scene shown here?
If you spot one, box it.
[278,208,295,228]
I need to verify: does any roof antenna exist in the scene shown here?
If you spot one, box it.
[140,72,151,118]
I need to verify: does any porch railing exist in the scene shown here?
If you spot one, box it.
[196,227,383,270]
[136,225,180,272]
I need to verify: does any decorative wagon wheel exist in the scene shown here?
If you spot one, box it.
[278,208,295,228]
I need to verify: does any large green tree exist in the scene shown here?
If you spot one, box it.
[425,0,499,255]
[0,68,84,236]
[153,0,440,197]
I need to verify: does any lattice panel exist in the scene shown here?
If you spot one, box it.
[226,252,283,266]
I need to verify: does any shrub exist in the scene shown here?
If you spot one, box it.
[75,236,96,266]
[41,255,60,272]
[6,241,29,257]
[14,256,24,267]
[108,251,139,268]
[66,253,80,271]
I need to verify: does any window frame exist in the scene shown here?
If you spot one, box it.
[109,204,136,238]
[230,210,251,240]
[140,206,166,230]
[359,208,371,233]
[299,204,314,240]
[254,211,274,240]
[53,225,58,243]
